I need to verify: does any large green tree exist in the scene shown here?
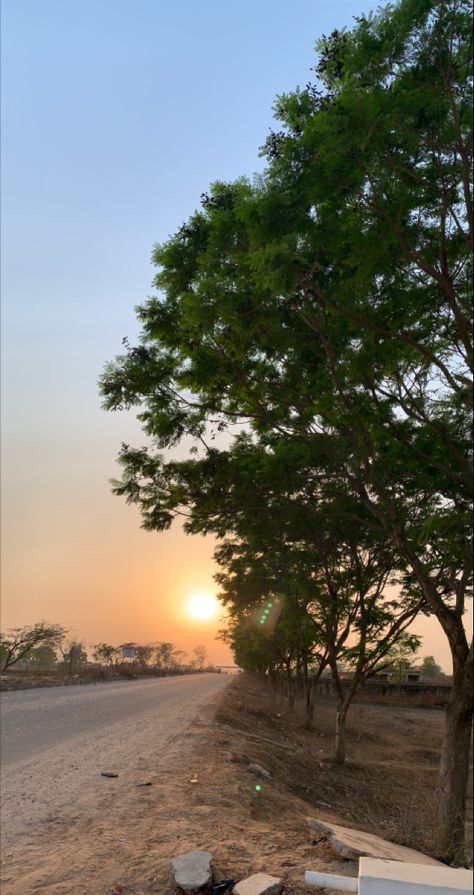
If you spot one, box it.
[101,0,472,863]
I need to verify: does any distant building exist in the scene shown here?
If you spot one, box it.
[374,666,422,683]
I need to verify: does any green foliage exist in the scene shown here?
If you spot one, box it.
[101,1,472,858]
[0,623,66,673]
[93,643,122,666]
[421,654,443,679]
[59,639,87,674]
[23,643,58,671]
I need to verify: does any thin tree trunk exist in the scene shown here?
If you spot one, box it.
[286,665,295,712]
[279,671,285,708]
[302,658,315,729]
[436,660,473,865]
[335,701,348,765]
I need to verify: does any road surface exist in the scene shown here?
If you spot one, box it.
[1,673,228,767]
[0,672,229,895]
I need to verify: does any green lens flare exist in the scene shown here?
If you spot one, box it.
[255,784,262,791]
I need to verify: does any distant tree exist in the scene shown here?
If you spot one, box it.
[421,655,443,681]
[135,644,154,669]
[171,649,186,669]
[0,623,66,672]
[193,645,208,669]
[92,643,121,666]
[375,642,421,683]
[58,639,87,676]
[23,643,58,672]
[153,642,184,669]
[153,642,172,668]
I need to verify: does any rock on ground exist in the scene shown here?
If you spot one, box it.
[248,763,272,779]
[171,849,213,892]
[307,818,443,866]
[233,872,283,895]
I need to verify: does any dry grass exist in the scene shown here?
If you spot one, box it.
[215,674,473,865]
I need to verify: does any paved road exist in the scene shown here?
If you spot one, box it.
[0,673,228,767]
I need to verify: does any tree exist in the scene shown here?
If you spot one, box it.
[0,623,66,672]
[92,643,122,666]
[421,655,443,680]
[58,639,87,676]
[377,640,421,683]
[23,643,58,672]
[214,490,423,760]
[153,641,180,669]
[101,0,472,863]
[193,645,208,669]
[135,644,154,669]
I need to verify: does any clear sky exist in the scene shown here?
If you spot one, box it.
[1,0,470,668]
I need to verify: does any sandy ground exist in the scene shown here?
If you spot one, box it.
[0,676,230,895]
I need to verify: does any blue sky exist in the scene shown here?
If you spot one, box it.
[2,0,461,666]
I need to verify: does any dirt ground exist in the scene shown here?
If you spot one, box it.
[0,673,471,894]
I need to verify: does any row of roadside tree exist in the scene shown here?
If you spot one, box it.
[0,622,209,676]
[100,0,473,866]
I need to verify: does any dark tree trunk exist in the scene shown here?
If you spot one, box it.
[334,701,348,765]
[286,665,295,712]
[436,655,473,865]
[279,672,285,708]
[302,658,315,729]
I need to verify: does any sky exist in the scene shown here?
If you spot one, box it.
[1,0,470,669]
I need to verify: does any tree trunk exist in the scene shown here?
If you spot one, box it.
[302,658,314,729]
[286,666,295,712]
[279,672,285,708]
[334,702,348,765]
[436,660,473,865]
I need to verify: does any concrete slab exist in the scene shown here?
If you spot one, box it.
[233,872,283,895]
[359,857,473,894]
[307,817,443,866]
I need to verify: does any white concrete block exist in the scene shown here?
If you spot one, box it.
[359,858,473,894]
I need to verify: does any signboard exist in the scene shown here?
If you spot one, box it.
[121,646,136,659]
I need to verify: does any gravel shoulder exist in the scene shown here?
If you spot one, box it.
[0,674,229,895]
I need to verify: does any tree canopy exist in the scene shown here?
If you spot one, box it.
[101,0,472,864]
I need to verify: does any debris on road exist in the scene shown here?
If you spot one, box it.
[171,849,213,892]
[188,773,199,784]
[136,781,152,787]
[248,763,271,780]
[100,772,119,778]
[233,872,283,895]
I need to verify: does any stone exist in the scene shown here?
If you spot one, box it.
[171,850,213,892]
[307,818,443,866]
[233,873,283,895]
[248,762,272,779]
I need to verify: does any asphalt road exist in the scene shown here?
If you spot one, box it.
[0,673,228,767]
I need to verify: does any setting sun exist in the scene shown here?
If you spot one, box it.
[188,593,219,620]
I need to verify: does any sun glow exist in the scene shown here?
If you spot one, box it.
[188,593,219,620]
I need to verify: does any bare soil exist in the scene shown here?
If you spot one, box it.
[1,673,471,894]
